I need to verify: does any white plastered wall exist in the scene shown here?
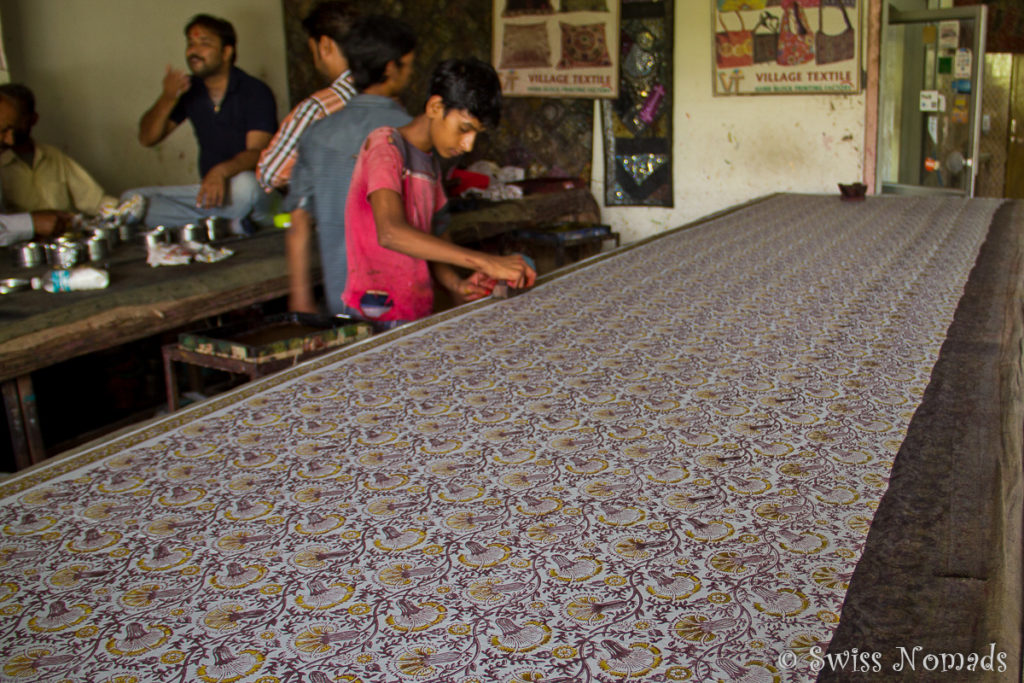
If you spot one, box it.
[591,0,868,243]
[0,0,289,195]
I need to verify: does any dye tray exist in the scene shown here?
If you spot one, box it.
[178,312,372,363]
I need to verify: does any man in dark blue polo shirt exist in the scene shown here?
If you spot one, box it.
[129,14,277,233]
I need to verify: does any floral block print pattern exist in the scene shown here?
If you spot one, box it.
[0,195,1000,682]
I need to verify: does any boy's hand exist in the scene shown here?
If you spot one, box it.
[480,253,537,289]
[456,271,498,302]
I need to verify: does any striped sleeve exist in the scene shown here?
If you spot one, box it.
[256,98,326,192]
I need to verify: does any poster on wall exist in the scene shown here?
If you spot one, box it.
[712,0,861,96]
[493,0,620,98]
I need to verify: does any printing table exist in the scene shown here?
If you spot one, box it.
[0,195,1020,681]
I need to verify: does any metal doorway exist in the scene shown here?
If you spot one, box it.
[876,5,987,196]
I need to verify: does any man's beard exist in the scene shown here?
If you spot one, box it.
[188,58,219,78]
[1,130,30,152]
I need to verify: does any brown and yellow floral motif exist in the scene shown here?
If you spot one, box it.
[0,195,997,681]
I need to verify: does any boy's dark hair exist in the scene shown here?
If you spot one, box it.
[0,83,35,117]
[341,15,416,92]
[430,58,502,129]
[185,14,237,63]
[301,1,356,45]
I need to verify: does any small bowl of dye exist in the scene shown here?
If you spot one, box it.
[838,182,867,201]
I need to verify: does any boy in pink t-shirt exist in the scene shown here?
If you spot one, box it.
[342,58,535,324]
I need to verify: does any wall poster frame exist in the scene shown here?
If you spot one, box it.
[713,0,862,96]
[493,0,621,98]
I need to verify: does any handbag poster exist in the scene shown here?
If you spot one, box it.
[493,0,620,98]
[713,0,861,96]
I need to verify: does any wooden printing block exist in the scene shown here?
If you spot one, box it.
[491,283,525,299]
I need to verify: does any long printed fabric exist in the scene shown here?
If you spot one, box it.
[0,195,1000,682]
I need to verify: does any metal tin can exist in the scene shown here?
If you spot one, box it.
[51,241,82,269]
[182,222,207,243]
[14,241,45,268]
[92,226,117,251]
[204,216,228,242]
[144,227,169,250]
[86,235,109,262]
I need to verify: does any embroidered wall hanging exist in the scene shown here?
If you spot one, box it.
[712,0,862,95]
[493,0,620,97]
[602,0,674,206]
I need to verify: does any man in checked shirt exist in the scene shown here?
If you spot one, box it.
[256,1,358,193]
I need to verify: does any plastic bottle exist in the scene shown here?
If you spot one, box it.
[31,267,110,292]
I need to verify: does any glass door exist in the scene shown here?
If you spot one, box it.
[877,5,987,196]
[1008,55,1024,198]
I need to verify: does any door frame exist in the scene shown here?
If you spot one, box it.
[1007,55,1024,198]
[876,4,987,196]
